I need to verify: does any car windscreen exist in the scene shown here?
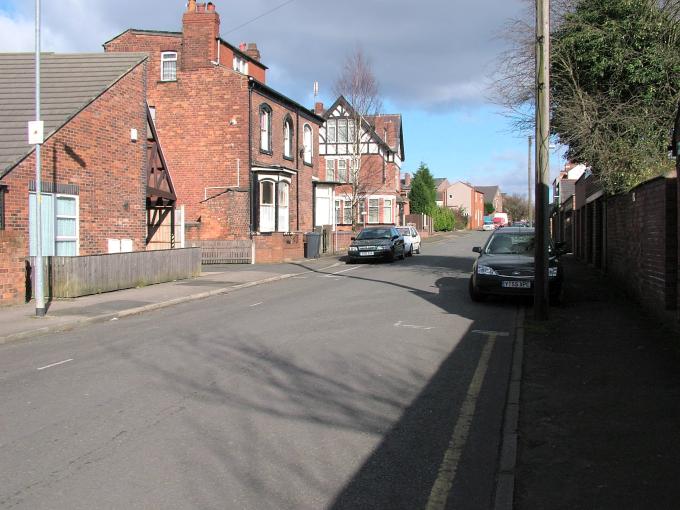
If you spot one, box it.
[356,228,392,240]
[396,228,411,236]
[485,233,535,255]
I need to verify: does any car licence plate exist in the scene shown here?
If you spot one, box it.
[360,251,375,256]
[502,280,531,288]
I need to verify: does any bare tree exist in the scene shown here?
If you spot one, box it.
[332,48,385,230]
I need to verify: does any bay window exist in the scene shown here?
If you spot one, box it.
[383,199,393,224]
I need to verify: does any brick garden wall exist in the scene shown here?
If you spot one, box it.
[605,176,677,311]
[0,63,148,305]
[253,232,303,263]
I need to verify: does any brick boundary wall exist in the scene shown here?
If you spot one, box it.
[604,176,678,312]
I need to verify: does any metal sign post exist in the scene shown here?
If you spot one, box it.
[34,0,46,317]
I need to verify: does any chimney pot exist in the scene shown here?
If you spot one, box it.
[239,42,247,51]
[187,0,196,11]
[245,42,261,62]
[207,2,215,12]
[314,102,324,115]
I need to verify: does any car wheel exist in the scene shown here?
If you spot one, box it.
[408,245,413,257]
[415,243,420,254]
[399,246,406,260]
[469,277,486,302]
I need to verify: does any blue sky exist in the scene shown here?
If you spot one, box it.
[0,0,567,196]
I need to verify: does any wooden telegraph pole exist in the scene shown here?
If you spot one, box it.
[534,0,550,319]
[528,136,532,224]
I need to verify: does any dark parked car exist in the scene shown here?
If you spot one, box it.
[347,226,405,262]
[469,227,564,302]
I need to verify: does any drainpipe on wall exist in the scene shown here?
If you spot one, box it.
[296,111,300,232]
[248,79,254,234]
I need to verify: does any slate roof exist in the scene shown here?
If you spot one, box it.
[0,52,148,177]
[367,114,404,160]
[475,185,500,202]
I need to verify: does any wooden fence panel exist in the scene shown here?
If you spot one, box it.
[191,240,252,264]
[29,248,201,298]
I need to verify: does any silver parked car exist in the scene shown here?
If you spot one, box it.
[396,226,421,256]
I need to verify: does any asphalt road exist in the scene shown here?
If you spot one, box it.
[0,231,519,510]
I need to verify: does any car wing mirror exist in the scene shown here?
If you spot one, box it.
[472,246,482,253]
[350,236,356,241]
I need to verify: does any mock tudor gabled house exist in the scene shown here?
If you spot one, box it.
[104,0,323,262]
[314,96,405,231]
[0,52,177,305]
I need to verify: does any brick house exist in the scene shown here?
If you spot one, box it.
[314,96,405,231]
[0,53,176,306]
[475,185,503,213]
[445,181,485,229]
[434,178,450,207]
[104,0,323,262]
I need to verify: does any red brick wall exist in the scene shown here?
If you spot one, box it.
[253,232,303,263]
[605,176,677,311]
[0,63,148,305]
[250,89,318,233]
[107,32,316,241]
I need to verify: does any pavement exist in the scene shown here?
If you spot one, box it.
[0,254,344,344]
[0,231,457,345]
[515,255,680,509]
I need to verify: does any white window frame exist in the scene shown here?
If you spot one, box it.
[326,119,337,143]
[343,200,352,224]
[160,51,177,81]
[338,160,348,182]
[233,55,248,74]
[325,159,335,181]
[278,182,289,232]
[303,124,313,165]
[55,194,79,256]
[338,119,348,143]
[384,199,393,224]
[335,199,342,224]
[283,118,293,159]
[29,192,80,256]
[260,105,272,152]
[368,198,380,224]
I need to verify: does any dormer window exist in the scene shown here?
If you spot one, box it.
[160,52,177,81]
[233,55,248,74]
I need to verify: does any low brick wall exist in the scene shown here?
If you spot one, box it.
[0,231,28,305]
[253,232,304,263]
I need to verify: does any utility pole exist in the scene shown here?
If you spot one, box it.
[33,0,46,317]
[534,0,550,319]
[527,135,532,223]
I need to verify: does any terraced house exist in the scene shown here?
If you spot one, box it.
[105,0,323,262]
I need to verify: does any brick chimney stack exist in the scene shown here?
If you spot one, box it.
[245,43,261,62]
[182,1,220,71]
[404,173,411,186]
[314,102,324,116]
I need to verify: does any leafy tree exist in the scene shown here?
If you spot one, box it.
[503,194,530,222]
[408,163,437,214]
[550,0,680,193]
[484,202,495,215]
[493,0,680,194]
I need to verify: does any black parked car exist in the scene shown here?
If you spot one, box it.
[469,227,564,302]
[347,227,406,262]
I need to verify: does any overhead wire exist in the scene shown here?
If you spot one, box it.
[222,0,297,36]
